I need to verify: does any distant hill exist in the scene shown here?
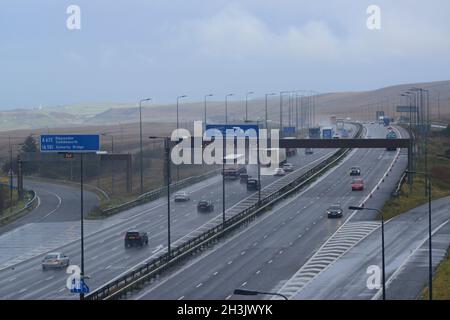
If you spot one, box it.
[0,80,449,132]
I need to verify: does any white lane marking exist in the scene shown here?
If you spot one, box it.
[58,287,65,293]
[196,283,202,288]
[213,271,218,276]
[40,191,63,220]
[8,277,17,282]
[45,276,54,281]
[242,282,247,287]
[225,295,232,300]
[91,256,99,260]
[105,265,112,270]
[152,245,164,254]
[256,270,261,275]
[19,288,27,293]
[241,251,246,255]
[178,296,185,300]
[268,260,273,264]
[227,261,233,265]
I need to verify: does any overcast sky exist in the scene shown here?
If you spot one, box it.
[0,0,449,110]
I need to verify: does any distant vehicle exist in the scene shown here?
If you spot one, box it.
[332,134,340,139]
[305,148,314,155]
[273,168,286,176]
[239,173,250,183]
[383,117,391,126]
[351,178,364,191]
[282,163,294,172]
[284,138,298,157]
[124,231,148,248]
[174,191,190,202]
[247,179,261,191]
[350,167,361,176]
[386,131,398,151]
[370,121,375,124]
[340,128,349,138]
[222,154,247,179]
[197,200,214,213]
[327,204,343,218]
[42,252,70,270]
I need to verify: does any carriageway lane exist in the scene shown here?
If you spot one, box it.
[0,140,337,299]
[294,196,450,300]
[0,179,99,234]
[134,124,408,299]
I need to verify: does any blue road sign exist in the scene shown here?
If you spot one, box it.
[283,126,296,136]
[205,124,259,138]
[70,279,90,294]
[40,135,100,153]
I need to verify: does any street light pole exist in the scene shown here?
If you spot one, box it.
[176,95,187,181]
[265,93,276,131]
[150,136,172,257]
[139,98,152,195]
[349,206,386,300]
[245,91,254,122]
[279,91,289,136]
[204,94,213,129]
[225,93,234,124]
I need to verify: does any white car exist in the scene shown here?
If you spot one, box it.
[273,168,286,176]
[174,191,190,202]
[42,252,70,270]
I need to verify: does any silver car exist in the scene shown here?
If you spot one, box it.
[42,252,70,270]
[174,191,190,202]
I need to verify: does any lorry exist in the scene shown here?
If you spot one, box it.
[222,154,247,179]
[383,117,391,126]
[386,131,397,151]
[322,127,334,139]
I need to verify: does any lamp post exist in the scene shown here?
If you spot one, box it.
[139,98,152,195]
[225,93,234,124]
[265,93,276,131]
[245,119,262,204]
[406,170,433,300]
[204,94,213,129]
[279,91,290,136]
[245,91,254,122]
[176,95,188,130]
[176,95,187,181]
[233,289,288,300]
[349,206,386,300]
[150,136,172,257]
[101,133,115,195]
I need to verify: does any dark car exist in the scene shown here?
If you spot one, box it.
[197,200,214,213]
[327,204,343,218]
[247,179,261,191]
[124,231,148,248]
[350,166,361,176]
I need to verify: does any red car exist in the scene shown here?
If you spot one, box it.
[351,178,364,191]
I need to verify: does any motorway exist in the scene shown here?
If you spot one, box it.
[0,128,344,299]
[132,124,409,300]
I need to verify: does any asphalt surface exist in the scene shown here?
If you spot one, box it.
[0,129,340,299]
[133,124,408,300]
[295,196,450,300]
[0,179,99,233]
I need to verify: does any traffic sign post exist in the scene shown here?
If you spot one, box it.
[40,134,99,300]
